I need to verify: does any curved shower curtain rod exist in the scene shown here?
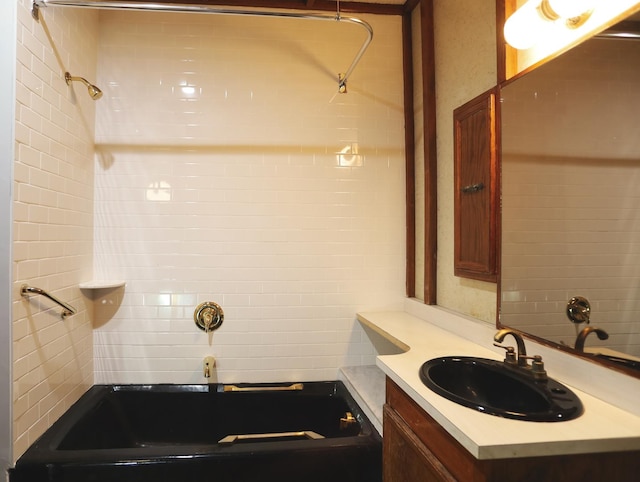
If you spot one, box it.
[32,0,373,92]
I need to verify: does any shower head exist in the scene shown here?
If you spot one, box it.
[64,72,103,100]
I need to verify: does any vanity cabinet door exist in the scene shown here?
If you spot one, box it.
[383,404,455,482]
[385,378,481,482]
[453,87,499,282]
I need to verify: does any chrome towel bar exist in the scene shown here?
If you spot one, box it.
[20,284,77,319]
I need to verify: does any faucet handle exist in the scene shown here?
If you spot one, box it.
[519,354,547,381]
[493,343,518,364]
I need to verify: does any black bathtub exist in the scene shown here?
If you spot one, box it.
[11,381,381,482]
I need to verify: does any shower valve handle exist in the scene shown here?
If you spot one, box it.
[194,302,224,332]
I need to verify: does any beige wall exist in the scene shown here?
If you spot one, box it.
[13,0,96,460]
[431,0,498,323]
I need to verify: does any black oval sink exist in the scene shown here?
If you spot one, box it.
[420,357,583,422]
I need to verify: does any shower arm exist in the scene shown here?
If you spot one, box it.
[32,0,373,92]
[65,72,92,88]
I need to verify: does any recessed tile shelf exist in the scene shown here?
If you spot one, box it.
[79,280,126,290]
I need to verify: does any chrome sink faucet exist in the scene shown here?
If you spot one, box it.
[493,329,547,381]
[494,328,527,366]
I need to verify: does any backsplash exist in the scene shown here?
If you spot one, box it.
[92,11,406,383]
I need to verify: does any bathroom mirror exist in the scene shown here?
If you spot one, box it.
[499,14,640,375]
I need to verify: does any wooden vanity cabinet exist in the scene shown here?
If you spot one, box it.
[383,378,640,482]
[453,87,499,282]
[383,403,455,482]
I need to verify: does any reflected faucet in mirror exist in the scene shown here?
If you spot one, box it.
[574,327,609,352]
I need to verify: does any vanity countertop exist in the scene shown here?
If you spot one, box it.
[358,308,640,460]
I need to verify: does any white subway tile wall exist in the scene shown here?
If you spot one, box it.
[93,11,406,383]
[501,38,640,355]
[13,0,96,459]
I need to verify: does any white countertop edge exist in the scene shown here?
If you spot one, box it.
[358,302,640,460]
